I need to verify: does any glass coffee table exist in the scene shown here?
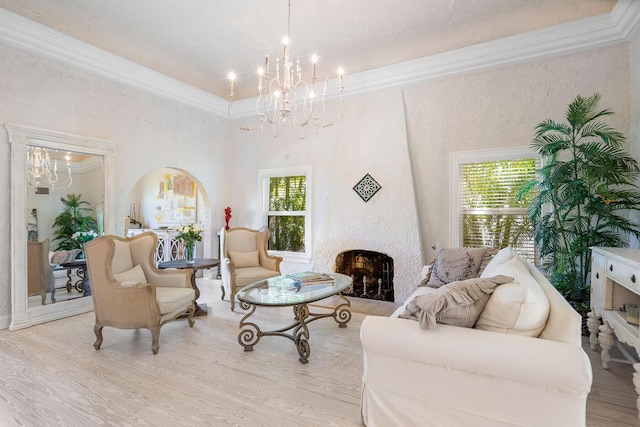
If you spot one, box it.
[236,273,352,364]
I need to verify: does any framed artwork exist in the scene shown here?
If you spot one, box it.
[155,173,197,225]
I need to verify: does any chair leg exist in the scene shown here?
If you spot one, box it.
[187,303,195,327]
[220,283,226,300]
[93,324,104,350]
[150,326,160,355]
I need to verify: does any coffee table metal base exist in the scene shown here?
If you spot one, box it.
[237,294,351,364]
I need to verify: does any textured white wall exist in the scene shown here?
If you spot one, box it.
[0,43,230,318]
[403,44,631,261]
[0,39,635,319]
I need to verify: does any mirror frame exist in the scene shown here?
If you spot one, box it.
[6,123,116,330]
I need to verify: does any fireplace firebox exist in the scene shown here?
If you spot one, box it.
[335,250,394,302]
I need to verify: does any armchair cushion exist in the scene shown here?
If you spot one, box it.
[228,250,260,268]
[113,264,147,284]
[156,287,196,315]
[399,275,514,329]
[234,266,283,287]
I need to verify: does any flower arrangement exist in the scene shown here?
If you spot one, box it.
[174,223,204,246]
[71,229,98,244]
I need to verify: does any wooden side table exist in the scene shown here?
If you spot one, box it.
[589,247,640,420]
[157,258,219,316]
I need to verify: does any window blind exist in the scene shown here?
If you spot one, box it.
[459,158,539,261]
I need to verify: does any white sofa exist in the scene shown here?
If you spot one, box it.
[360,249,593,427]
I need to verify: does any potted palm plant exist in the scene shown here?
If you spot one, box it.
[519,93,640,311]
[52,193,99,251]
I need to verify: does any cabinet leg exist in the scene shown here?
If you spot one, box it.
[599,321,615,369]
[634,364,640,420]
[587,309,601,351]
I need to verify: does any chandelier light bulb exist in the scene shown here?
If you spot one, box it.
[282,36,290,46]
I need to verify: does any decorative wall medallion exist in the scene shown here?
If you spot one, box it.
[353,173,382,202]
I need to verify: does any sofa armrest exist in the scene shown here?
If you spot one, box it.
[360,316,592,393]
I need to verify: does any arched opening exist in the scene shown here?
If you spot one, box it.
[125,167,214,264]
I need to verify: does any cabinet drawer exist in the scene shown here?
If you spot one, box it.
[607,258,640,293]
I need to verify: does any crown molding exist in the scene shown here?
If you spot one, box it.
[0,9,228,116]
[1,1,639,119]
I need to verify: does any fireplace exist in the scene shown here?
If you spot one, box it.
[335,250,394,302]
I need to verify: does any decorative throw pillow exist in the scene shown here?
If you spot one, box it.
[64,249,82,263]
[50,250,69,265]
[113,264,147,284]
[228,250,260,268]
[426,246,488,288]
[475,256,550,337]
[480,246,519,278]
[50,249,82,265]
[417,259,436,287]
[477,247,499,276]
[399,275,514,329]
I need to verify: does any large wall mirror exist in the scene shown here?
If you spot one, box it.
[6,123,116,330]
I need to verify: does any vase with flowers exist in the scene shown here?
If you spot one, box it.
[174,223,204,263]
[71,229,98,259]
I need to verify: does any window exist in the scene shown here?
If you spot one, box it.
[258,166,311,261]
[451,148,539,262]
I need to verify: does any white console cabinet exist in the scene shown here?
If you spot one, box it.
[126,228,193,264]
[588,247,640,417]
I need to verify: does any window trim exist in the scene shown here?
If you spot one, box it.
[258,166,312,263]
[449,146,539,248]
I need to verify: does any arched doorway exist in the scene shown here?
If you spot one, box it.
[125,167,213,263]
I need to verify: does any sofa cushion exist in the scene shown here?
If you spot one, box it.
[418,247,498,288]
[229,250,260,268]
[427,246,488,288]
[113,264,147,284]
[475,256,550,337]
[480,246,519,278]
[392,286,438,317]
[399,275,514,329]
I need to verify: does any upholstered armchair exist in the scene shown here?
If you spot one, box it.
[84,231,196,354]
[220,226,282,311]
[27,238,55,305]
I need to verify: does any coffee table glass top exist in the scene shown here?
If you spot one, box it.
[237,273,352,307]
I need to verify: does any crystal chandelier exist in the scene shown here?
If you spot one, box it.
[25,146,73,192]
[227,0,344,139]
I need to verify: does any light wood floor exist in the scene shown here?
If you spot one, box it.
[0,279,638,426]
